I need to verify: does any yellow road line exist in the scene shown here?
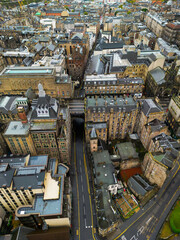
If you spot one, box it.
[74,133,80,240]
[83,137,96,240]
[147,185,180,239]
[114,164,180,240]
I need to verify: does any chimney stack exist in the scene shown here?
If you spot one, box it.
[17,107,28,124]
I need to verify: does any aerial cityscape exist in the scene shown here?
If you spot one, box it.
[0,0,179,239]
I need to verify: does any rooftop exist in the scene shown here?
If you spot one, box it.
[115,142,139,160]
[4,121,30,136]
[1,67,54,76]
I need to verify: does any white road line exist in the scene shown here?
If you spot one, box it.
[83,206,86,215]
[82,185,84,192]
[81,175,83,183]
[146,217,152,225]
[82,195,85,203]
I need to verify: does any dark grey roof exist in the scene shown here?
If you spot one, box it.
[13,170,45,190]
[146,119,167,132]
[149,67,165,85]
[152,133,180,151]
[0,96,18,114]
[127,174,153,196]
[31,94,58,120]
[141,99,163,116]
[85,55,106,75]
[0,168,15,188]
[95,39,124,51]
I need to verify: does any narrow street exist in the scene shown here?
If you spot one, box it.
[70,118,98,240]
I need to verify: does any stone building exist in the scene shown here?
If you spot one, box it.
[0,154,71,229]
[30,84,71,164]
[142,151,177,187]
[57,33,89,81]
[3,121,37,156]
[86,51,151,82]
[166,95,180,138]
[162,22,180,47]
[137,99,165,136]
[0,96,29,124]
[140,119,170,151]
[84,74,144,97]
[114,142,140,170]
[0,67,74,99]
[144,13,167,37]
[85,122,107,143]
[85,95,138,141]
[148,133,180,153]
[89,128,98,153]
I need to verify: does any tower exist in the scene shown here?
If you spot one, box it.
[90,127,98,153]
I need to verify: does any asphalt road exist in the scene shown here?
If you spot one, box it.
[70,118,180,240]
[110,157,180,240]
[70,118,98,240]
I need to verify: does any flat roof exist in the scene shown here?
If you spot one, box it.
[4,121,30,136]
[28,155,48,167]
[1,67,54,76]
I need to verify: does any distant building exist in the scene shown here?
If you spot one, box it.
[166,95,180,138]
[162,22,180,47]
[0,67,74,99]
[84,74,144,97]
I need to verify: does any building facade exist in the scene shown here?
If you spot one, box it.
[85,96,138,140]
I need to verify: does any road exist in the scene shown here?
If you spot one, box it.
[70,118,180,240]
[70,118,98,240]
[110,156,180,240]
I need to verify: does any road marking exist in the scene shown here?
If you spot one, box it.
[114,165,180,240]
[74,134,80,240]
[147,185,180,239]
[82,185,84,193]
[83,136,96,240]
[130,235,138,240]
[82,195,85,203]
[137,226,144,236]
[83,206,86,215]
[81,175,83,183]
[146,217,152,225]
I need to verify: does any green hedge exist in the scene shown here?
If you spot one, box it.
[169,203,180,234]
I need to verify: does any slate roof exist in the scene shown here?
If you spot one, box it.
[152,133,180,151]
[31,95,58,120]
[13,170,45,190]
[95,38,124,51]
[141,99,163,116]
[127,174,153,196]
[0,96,18,114]
[149,67,165,85]
[0,168,15,188]
[146,119,167,132]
